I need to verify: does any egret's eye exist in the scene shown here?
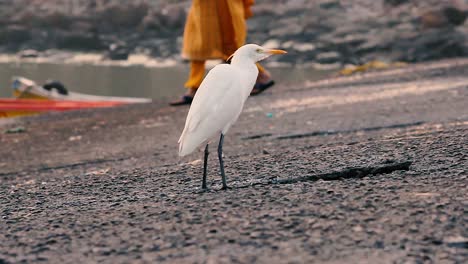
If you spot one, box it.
[256,48,263,53]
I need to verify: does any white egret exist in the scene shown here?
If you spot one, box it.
[178,44,287,190]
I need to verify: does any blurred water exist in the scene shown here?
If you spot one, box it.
[0,62,331,99]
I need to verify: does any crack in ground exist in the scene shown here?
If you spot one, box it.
[275,121,424,139]
[242,121,425,141]
[241,133,273,140]
[230,160,413,189]
[0,157,129,179]
[276,122,425,140]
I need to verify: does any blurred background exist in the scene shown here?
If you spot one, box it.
[0,0,467,99]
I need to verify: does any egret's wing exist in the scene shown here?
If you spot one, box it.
[186,65,236,132]
[179,64,243,156]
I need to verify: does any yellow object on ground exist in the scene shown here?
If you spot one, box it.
[13,90,49,100]
[182,0,254,61]
[339,61,408,76]
[0,110,38,118]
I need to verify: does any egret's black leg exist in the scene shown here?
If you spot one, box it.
[202,144,209,190]
[218,134,228,190]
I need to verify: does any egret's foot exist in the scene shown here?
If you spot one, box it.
[251,80,275,96]
[169,95,193,106]
[194,188,211,194]
[200,187,210,192]
[221,185,231,190]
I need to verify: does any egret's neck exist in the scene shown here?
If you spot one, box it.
[230,55,258,76]
[230,54,255,67]
[230,56,259,99]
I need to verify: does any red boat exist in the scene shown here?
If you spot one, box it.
[1,77,152,118]
[0,99,126,118]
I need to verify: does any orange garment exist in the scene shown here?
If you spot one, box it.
[185,61,206,89]
[182,0,255,61]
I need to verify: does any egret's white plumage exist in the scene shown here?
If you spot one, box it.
[178,63,257,156]
[177,44,286,189]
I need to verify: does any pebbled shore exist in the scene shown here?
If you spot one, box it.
[1,58,468,263]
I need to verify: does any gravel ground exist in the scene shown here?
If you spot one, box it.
[1,59,467,263]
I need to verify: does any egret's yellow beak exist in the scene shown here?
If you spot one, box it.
[267,49,287,55]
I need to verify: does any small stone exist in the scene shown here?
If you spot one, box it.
[105,43,130,60]
[374,240,385,248]
[4,127,26,134]
[320,1,341,9]
[269,23,302,37]
[444,236,468,248]
[384,0,409,6]
[292,43,316,52]
[18,49,39,58]
[315,51,341,64]
[262,39,281,49]
[352,225,364,232]
[281,41,295,49]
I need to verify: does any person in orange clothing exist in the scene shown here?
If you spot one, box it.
[170,0,275,106]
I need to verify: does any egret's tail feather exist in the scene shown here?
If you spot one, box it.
[178,131,209,157]
[178,129,192,156]
[178,138,198,157]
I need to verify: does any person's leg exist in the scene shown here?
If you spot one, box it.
[256,63,271,84]
[170,60,205,105]
[185,60,206,94]
[251,63,275,95]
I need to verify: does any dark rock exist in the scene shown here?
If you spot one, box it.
[70,21,96,34]
[443,7,467,26]
[384,0,410,6]
[444,236,468,249]
[0,0,465,63]
[140,10,163,31]
[320,1,341,9]
[374,240,385,248]
[37,12,72,29]
[420,6,468,29]
[18,49,39,58]
[331,34,368,48]
[396,28,467,62]
[43,80,69,95]
[4,127,26,134]
[57,32,102,50]
[104,43,130,60]
[0,25,31,45]
[250,5,277,17]
[161,6,186,28]
[95,2,149,31]
[355,38,386,55]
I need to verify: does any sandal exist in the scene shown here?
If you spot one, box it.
[169,95,193,106]
[250,80,275,96]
